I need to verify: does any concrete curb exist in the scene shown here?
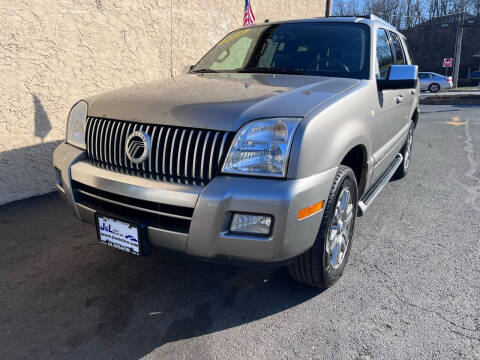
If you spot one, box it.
[420,96,480,105]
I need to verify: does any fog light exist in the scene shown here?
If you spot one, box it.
[230,213,272,235]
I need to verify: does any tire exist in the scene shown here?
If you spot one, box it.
[393,120,414,180]
[288,165,358,289]
[429,83,440,93]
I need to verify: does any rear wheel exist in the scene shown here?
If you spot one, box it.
[393,120,415,180]
[429,83,440,93]
[288,165,357,288]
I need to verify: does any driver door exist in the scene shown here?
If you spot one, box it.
[370,28,407,182]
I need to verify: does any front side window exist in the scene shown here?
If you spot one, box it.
[419,73,434,79]
[193,23,370,79]
[389,31,406,65]
[376,28,394,79]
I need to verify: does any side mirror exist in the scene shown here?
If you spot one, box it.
[377,65,418,91]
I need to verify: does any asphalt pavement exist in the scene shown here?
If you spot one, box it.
[1,104,479,360]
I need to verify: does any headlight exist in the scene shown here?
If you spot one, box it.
[66,100,88,150]
[222,118,301,177]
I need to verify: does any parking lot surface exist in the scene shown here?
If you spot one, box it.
[1,105,479,360]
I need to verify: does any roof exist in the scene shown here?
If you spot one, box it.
[246,14,397,31]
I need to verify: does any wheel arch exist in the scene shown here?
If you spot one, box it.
[339,144,368,198]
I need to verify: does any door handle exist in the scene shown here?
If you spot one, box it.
[396,95,404,104]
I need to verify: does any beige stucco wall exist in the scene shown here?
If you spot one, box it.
[0,0,326,205]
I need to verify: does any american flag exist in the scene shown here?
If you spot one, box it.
[243,0,256,26]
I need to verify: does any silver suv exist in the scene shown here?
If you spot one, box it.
[54,15,419,288]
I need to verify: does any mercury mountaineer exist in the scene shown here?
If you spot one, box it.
[54,15,419,288]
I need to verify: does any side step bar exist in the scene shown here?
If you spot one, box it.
[357,153,403,216]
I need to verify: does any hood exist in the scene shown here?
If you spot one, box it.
[87,73,360,131]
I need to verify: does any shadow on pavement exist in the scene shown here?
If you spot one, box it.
[0,193,321,359]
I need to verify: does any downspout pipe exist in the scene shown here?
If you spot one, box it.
[325,0,332,17]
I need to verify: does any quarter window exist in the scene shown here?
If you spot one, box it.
[389,32,406,65]
[376,29,394,79]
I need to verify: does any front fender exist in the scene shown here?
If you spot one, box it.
[287,82,373,179]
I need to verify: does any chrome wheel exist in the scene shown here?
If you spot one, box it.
[404,125,414,170]
[327,188,354,269]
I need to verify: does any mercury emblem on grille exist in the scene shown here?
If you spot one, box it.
[126,130,151,164]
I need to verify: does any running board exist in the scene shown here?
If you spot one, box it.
[357,153,403,216]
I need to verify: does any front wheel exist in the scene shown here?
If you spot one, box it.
[288,165,358,288]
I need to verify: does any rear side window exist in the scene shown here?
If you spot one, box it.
[389,32,406,65]
[376,29,394,79]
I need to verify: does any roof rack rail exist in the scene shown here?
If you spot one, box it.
[323,15,367,18]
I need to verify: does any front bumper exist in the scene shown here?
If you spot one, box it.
[53,143,337,263]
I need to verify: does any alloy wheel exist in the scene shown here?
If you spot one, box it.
[327,188,354,269]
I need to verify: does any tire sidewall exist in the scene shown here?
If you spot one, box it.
[393,120,415,180]
[320,168,358,285]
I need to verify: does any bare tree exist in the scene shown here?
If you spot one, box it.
[332,0,478,29]
[333,0,361,15]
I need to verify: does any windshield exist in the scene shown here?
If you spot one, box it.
[193,22,370,79]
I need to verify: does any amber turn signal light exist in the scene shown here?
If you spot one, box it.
[297,201,325,220]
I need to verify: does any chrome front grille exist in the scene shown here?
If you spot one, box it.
[90,160,209,187]
[85,117,234,181]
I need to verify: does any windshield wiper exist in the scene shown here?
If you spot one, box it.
[190,68,218,73]
[238,67,305,75]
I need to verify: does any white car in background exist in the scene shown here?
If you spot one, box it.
[419,72,452,93]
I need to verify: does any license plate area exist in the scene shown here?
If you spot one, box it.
[95,214,143,255]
